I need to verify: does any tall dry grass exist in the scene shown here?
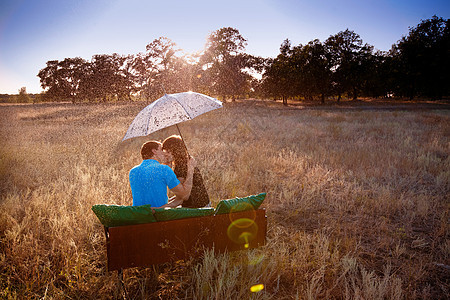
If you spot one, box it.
[0,101,448,299]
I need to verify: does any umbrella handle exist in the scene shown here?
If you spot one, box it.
[176,124,190,156]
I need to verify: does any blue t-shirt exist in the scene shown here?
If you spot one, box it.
[129,159,180,207]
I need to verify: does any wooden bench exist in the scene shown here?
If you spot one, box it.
[104,209,267,271]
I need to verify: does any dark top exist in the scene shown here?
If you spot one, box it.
[174,165,210,208]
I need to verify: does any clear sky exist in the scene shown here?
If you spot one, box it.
[0,0,449,94]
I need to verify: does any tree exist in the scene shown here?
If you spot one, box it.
[393,16,449,99]
[361,50,390,98]
[39,54,136,103]
[78,53,136,102]
[325,29,373,101]
[143,37,180,98]
[38,57,88,102]
[116,54,136,101]
[262,39,332,104]
[59,57,89,102]
[38,60,61,100]
[296,39,332,103]
[17,87,31,103]
[78,54,118,102]
[131,52,150,100]
[200,27,250,100]
[261,39,297,105]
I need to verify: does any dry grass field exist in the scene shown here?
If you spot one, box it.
[0,99,449,299]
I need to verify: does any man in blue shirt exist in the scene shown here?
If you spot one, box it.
[129,140,196,207]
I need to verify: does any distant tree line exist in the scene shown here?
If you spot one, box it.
[36,16,449,104]
[0,87,41,103]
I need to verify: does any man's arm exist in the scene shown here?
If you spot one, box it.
[157,156,196,208]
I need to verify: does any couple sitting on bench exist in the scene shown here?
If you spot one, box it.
[130,135,210,209]
[92,137,267,270]
[92,137,265,228]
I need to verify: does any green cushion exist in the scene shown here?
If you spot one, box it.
[91,204,157,227]
[214,193,266,215]
[153,207,214,222]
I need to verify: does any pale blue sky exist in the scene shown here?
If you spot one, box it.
[0,0,449,94]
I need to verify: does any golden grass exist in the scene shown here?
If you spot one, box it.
[0,101,449,299]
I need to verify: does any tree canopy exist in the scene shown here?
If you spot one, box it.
[37,17,449,104]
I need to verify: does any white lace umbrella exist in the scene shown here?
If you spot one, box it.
[122,92,223,141]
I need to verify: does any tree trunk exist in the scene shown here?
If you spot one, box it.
[337,94,341,103]
[321,93,325,104]
[282,96,288,106]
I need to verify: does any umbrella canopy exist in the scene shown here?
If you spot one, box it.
[122,92,222,141]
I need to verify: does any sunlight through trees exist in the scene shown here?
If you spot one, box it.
[37,17,449,103]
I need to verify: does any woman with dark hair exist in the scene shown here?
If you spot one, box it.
[162,135,210,208]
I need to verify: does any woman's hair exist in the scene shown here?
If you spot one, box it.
[162,135,188,174]
[141,141,161,160]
